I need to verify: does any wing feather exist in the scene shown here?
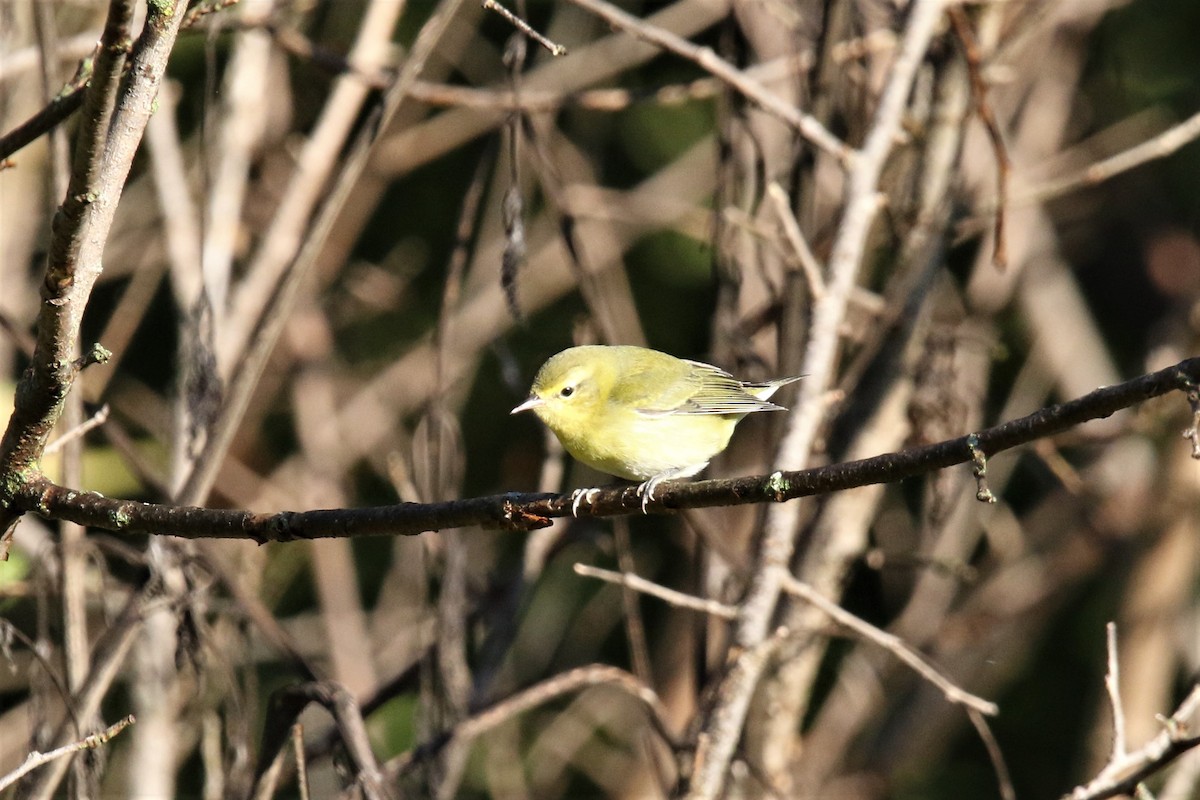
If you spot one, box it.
[624,358,792,417]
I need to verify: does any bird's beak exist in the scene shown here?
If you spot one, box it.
[510,396,545,415]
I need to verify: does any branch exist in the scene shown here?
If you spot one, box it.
[779,574,997,716]
[567,0,851,165]
[1067,684,1200,800]
[250,682,392,800]
[2,356,1196,542]
[573,563,738,620]
[0,0,188,534]
[0,82,87,162]
[385,664,679,777]
[0,715,135,792]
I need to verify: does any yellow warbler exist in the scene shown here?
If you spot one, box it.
[511,345,800,512]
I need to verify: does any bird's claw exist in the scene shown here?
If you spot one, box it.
[570,487,601,517]
[635,477,665,514]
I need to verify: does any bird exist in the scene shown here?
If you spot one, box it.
[511,345,800,513]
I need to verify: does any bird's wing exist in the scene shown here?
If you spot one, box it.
[629,360,786,417]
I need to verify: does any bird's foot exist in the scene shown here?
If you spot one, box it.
[570,487,602,517]
[635,476,667,514]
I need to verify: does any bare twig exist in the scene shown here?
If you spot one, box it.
[1105,622,1128,762]
[968,708,1018,800]
[387,664,679,777]
[613,519,655,688]
[483,0,568,56]
[0,715,135,792]
[949,5,1009,269]
[292,723,310,800]
[43,404,109,456]
[780,574,997,716]
[573,563,737,619]
[1015,110,1200,208]
[250,681,392,800]
[766,182,825,301]
[1067,685,1200,800]
[0,82,87,162]
[566,0,850,165]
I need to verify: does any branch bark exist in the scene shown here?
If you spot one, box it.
[2,356,1194,542]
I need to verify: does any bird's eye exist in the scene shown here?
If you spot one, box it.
[560,385,575,398]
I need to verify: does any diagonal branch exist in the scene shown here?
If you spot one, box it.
[567,0,851,165]
[0,0,189,536]
[1066,685,1200,800]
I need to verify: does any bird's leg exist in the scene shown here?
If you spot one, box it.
[570,487,602,517]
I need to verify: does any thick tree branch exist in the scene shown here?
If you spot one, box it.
[2,357,1195,542]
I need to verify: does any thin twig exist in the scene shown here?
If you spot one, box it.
[1015,110,1200,208]
[613,519,655,687]
[1105,622,1128,761]
[250,682,392,800]
[1067,685,1200,800]
[573,563,737,619]
[949,5,1008,270]
[567,0,851,165]
[779,574,997,716]
[968,708,1017,800]
[44,405,110,456]
[483,0,568,56]
[387,664,679,777]
[766,182,826,300]
[292,723,310,800]
[0,715,135,792]
[0,82,87,162]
